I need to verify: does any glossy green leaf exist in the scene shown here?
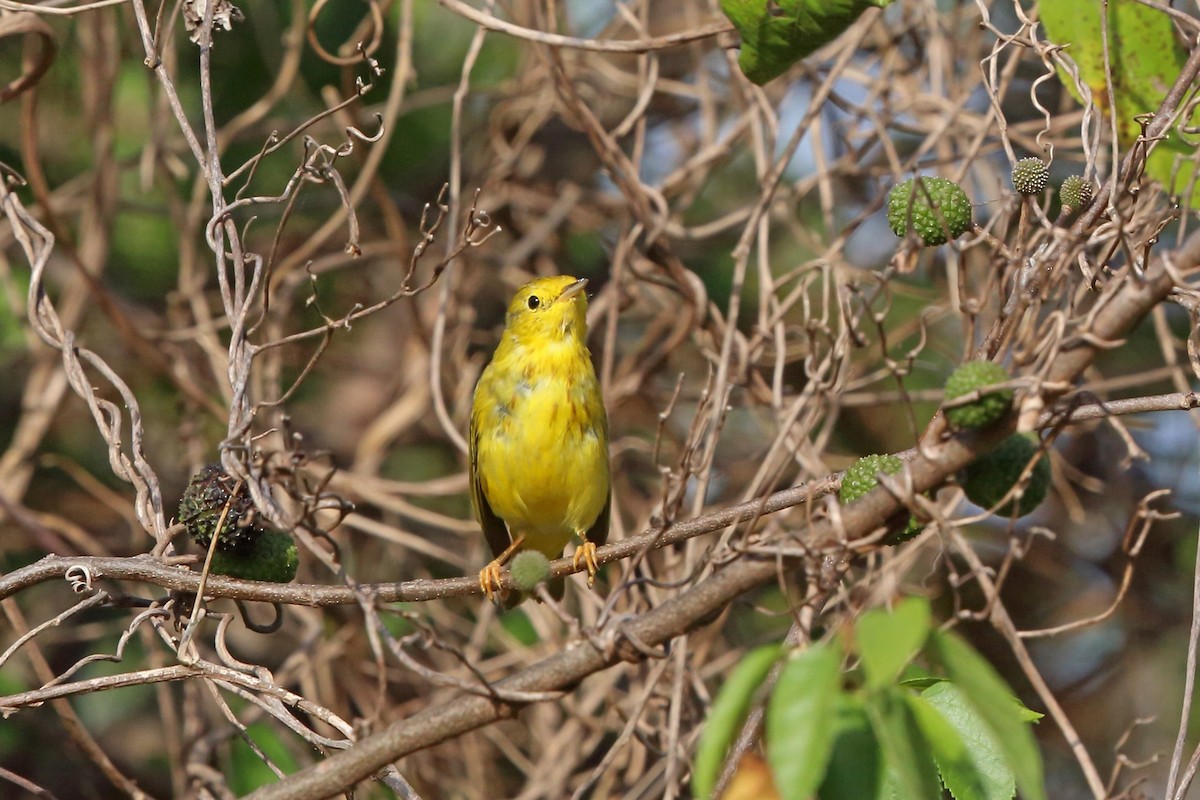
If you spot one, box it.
[929,631,1046,800]
[908,691,992,800]
[694,644,781,799]
[865,687,943,800]
[765,643,843,800]
[720,0,894,85]
[921,681,1016,800]
[857,597,932,690]
[1040,0,1200,206]
[818,694,882,800]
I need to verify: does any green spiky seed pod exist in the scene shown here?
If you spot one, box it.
[511,550,552,592]
[1011,157,1048,196]
[962,434,1050,518]
[1059,175,1093,212]
[179,464,262,552]
[207,530,299,583]
[840,454,903,503]
[886,177,972,246]
[943,361,1013,430]
[839,454,924,544]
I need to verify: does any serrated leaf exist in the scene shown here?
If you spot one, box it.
[766,643,843,800]
[857,597,932,690]
[1014,703,1044,723]
[694,644,781,799]
[819,694,883,800]
[908,691,992,800]
[929,631,1046,800]
[719,0,894,85]
[921,681,1016,800]
[865,687,943,800]
[1040,0,1200,207]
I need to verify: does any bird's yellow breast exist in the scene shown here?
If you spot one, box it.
[472,335,609,557]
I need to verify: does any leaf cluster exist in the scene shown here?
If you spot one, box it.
[694,598,1044,800]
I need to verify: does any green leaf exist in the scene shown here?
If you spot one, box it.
[856,597,932,690]
[929,631,1046,800]
[819,694,883,800]
[228,722,300,793]
[694,644,781,799]
[1040,0,1200,206]
[766,643,844,800]
[921,681,1016,800]
[865,687,943,800]
[499,608,539,646]
[908,691,992,800]
[719,0,894,85]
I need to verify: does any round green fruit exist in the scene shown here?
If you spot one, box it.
[839,454,924,544]
[1059,175,1093,212]
[511,550,552,591]
[1011,157,1048,196]
[208,530,299,583]
[887,177,972,246]
[962,434,1050,518]
[943,361,1013,430]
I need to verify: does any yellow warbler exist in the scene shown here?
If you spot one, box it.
[469,275,611,602]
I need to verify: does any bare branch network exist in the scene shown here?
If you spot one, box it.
[1,1,1199,799]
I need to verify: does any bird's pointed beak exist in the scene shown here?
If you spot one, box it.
[560,278,588,302]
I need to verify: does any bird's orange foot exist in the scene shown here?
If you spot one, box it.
[572,540,599,588]
[479,561,505,603]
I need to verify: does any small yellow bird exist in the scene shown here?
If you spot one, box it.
[469,275,611,602]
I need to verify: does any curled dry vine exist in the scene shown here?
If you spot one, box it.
[2,1,1200,799]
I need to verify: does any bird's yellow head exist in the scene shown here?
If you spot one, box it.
[504,275,590,342]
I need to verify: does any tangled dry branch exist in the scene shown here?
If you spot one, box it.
[2,1,1200,799]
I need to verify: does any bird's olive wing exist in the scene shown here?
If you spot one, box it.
[469,414,513,560]
[586,486,611,548]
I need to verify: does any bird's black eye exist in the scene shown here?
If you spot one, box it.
[527,295,541,310]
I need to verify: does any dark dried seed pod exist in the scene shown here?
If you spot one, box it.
[178,464,262,553]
